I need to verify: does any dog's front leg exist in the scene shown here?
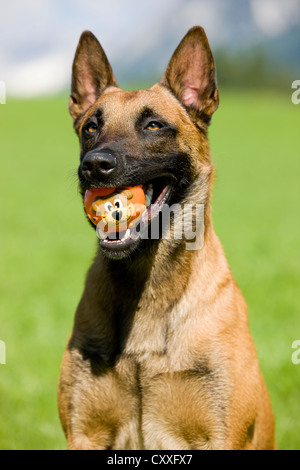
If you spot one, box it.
[58,348,141,450]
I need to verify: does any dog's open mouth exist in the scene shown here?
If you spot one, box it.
[91,176,172,254]
[101,177,171,243]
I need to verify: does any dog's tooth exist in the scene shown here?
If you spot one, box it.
[145,185,153,206]
[146,184,153,194]
[124,228,131,240]
[145,195,151,207]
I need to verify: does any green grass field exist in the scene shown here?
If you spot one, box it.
[0,90,299,450]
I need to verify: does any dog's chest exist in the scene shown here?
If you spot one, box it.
[107,352,226,450]
[104,298,226,449]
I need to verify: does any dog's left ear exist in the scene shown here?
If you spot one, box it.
[160,26,219,126]
[69,31,117,122]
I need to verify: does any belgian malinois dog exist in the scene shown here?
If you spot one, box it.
[58,26,276,450]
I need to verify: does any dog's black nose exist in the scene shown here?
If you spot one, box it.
[81,150,117,182]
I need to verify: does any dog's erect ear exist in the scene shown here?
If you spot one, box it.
[160,26,219,126]
[69,31,117,121]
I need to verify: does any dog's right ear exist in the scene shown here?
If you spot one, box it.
[69,31,117,122]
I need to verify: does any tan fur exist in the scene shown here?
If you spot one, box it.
[58,27,276,450]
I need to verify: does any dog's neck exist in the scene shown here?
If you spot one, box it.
[96,207,228,359]
[72,207,227,361]
[103,206,212,303]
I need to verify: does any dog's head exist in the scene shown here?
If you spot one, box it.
[69,26,219,260]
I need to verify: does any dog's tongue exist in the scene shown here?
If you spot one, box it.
[84,186,146,231]
[86,187,117,199]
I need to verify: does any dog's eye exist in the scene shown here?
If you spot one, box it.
[105,202,113,212]
[85,123,98,134]
[145,121,163,131]
[114,199,123,210]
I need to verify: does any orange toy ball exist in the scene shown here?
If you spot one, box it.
[84,186,146,233]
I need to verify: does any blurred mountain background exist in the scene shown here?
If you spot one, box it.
[0,0,299,97]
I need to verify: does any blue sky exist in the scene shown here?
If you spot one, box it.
[0,0,299,96]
